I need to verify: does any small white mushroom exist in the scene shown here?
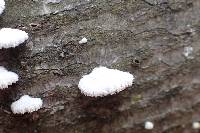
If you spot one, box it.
[193,122,200,129]
[11,95,43,114]
[183,46,194,59]
[79,37,87,44]
[78,66,134,97]
[0,0,5,15]
[0,28,28,49]
[144,121,154,130]
[0,66,19,89]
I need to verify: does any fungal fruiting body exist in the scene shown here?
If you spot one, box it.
[144,121,154,130]
[78,66,134,97]
[193,122,200,129]
[11,95,43,114]
[79,37,87,44]
[0,0,5,15]
[0,66,19,89]
[0,28,28,49]
[183,46,194,59]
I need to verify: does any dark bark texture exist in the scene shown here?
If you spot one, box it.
[0,0,200,132]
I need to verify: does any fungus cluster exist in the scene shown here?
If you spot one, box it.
[78,66,134,97]
[0,1,199,131]
[0,66,18,89]
[0,11,28,89]
[11,95,43,114]
[0,33,26,88]
[0,28,28,49]
[0,31,28,87]
[0,0,43,114]
[0,0,135,115]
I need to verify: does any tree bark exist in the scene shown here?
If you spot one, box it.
[0,0,200,132]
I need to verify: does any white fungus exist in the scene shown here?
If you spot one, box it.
[0,28,28,49]
[11,95,43,114]
[144,121,154,130]
[78,66,134,97]
[183,46,194,59]
[0,66,19,89]
[193,122,200,129]
[79,37,87,44]
[0,0,5,15]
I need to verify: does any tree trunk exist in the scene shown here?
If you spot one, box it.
[0,0,200,132]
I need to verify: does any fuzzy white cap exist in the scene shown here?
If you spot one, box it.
[79,37,87,44]
[78,66,134,97]
[11,95,43,114]
[0,0,5,15]
[183,46,194,59]
[144,121,154,130]
[0,28,28,49]
[0,66,19,89]
[193,122,200,129]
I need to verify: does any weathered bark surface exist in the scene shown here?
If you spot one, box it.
[0,0,200,132]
